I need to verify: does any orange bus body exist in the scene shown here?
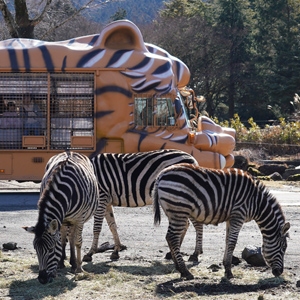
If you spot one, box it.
[0,20,235,181]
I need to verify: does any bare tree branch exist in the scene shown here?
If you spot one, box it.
[31,0,52,26]
[0,0,19,37]
[41,0,124,40]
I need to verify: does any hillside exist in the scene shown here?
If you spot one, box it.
[72,0,167,25]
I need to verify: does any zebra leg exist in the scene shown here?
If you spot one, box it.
[165,220,189,260]
[223,219,243,279]
[58,225,68,269]
[74,224,84,273]
[68,225,78,273]
[83,201,108,262]
[105,205,124,260]
[166,219,194,280]
[188,219,203,262]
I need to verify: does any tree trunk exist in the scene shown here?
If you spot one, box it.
[15,0,34,38]
[0,0,52,39]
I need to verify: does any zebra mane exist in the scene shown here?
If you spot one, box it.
[257,180,286,224]
[36,159,69,237]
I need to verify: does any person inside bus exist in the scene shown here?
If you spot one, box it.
[0,101,21,129]
[21,94,42,135]
[141,99,154,126]
[0,95,5,115]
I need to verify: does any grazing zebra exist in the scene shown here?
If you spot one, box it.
[153,164,290,280]
[83,149,203,262]
[24,152,99,284]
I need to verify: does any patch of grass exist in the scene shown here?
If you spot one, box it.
[0,250,297,300]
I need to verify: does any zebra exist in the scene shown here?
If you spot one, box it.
[153,163,290,280]
[23,152,99,284]
[83,149,204,262]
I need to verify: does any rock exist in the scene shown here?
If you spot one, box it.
[233,155,249,171]
[247,167,263,177]
[258,164,287,176]
[269,172,283,181]
[257,176,272,181]
[242,246,267,267]
[232,255,241,266]
[3,242,17,250]
[287,174,300,181]
[208,264,222,272]
[283,168,300,180]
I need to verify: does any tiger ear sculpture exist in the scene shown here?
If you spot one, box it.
[99,20,148,52]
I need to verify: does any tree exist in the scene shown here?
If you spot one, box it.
[213,0,253,118]
[255,0,300,116]
[0,0,123,39]
[110,7,127,21]
[0,0,52,38]
[144,1,226,117]
[145,0,251,119]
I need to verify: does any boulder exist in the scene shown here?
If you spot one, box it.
[3,242,17,250]
[283,167,300,180]
[242,245,267,267]
[269,172,283,181]
[233,155,249,171]
[287,174,300,181]
[258,164,287,176]
[247,167,263,177]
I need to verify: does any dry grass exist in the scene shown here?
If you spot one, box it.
[0,247,298,300]
[1,165,299,300]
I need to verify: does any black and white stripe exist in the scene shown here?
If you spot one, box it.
[153,164,290,279]
[83,149,202,261]
[24,152,99,284]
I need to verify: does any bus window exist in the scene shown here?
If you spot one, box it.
[0,73,47,149]
[50,73,94,150]
[0,72,94,150]
[135,96,154,126]
[134,95,176,127]
[156,97,175,126]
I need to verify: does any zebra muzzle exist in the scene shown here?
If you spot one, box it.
[272,267,283,277]
[38,270,54,284]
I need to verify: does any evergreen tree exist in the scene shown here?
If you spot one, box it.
[212,0,253,118]
[110,7,127,21]
[251,0,300,118]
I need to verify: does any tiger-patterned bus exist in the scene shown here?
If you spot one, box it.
[0,20,235,181]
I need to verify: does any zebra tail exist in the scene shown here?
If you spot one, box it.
[153,180,161,226]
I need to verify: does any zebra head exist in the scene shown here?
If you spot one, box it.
[262,222,290,277]
[24,219,62,284]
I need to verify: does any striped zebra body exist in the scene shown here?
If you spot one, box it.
[24,152,99,284]
[83,149,202,261]
[153,164,290,280]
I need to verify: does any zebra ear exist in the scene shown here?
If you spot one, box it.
[23,226,36,234]
[282,222,290,236]
[48,219,59,235]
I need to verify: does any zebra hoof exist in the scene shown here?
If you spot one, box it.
[110,252,120,260]
[188,254,198,262]
[181,272,194,280]
[225,270,234,280]
[165,252,172,260]
[82,254,93,262]
[74,267,84,274]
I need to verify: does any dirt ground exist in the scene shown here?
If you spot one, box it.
[0,182,300,299]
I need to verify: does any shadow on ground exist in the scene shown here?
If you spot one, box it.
[9,269,77,300]
[156,276,288,297]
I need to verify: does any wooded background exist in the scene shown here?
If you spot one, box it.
[1,0,300,124]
